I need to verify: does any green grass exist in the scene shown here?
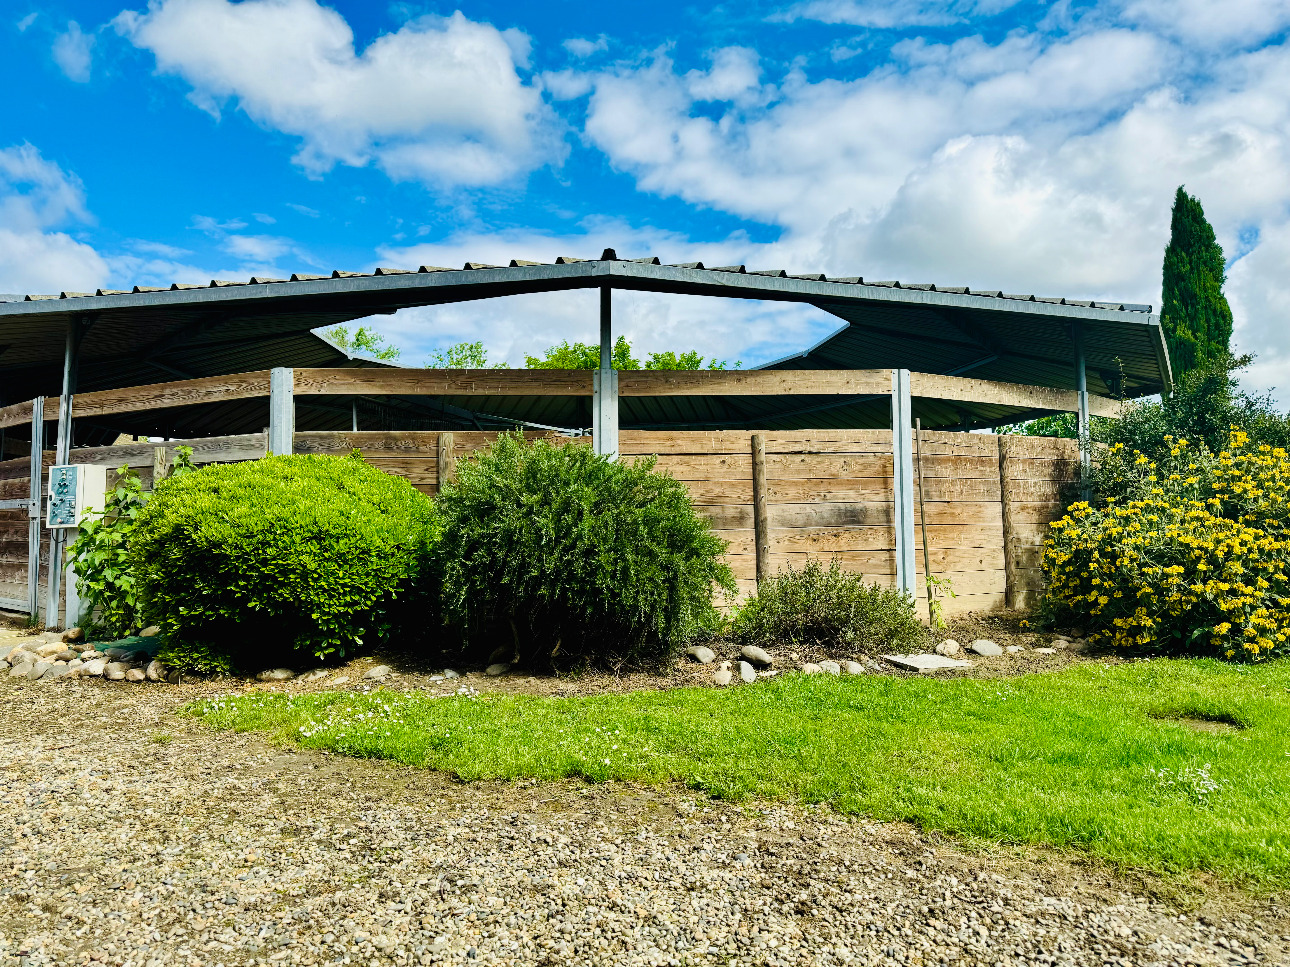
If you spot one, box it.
[186,659,1290,891]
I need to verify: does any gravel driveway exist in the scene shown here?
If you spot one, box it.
[1,678,1286,967]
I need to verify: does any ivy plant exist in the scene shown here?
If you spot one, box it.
[68,446,194,637]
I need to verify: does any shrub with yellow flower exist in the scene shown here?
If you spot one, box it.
[1042,430,1290,660]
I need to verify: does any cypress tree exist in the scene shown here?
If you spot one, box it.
[1160,187,1233,375]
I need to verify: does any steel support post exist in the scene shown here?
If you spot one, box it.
[27,397,43,620]
[1073,323,1091,499]
[268,367,295,456]
[592,286,619,460]
[891,369,916,599]
[46,320,87,629]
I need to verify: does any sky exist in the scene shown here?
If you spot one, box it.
[2,0,1290,394]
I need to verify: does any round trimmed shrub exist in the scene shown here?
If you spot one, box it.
[132,453,439,672]
[436,432,735,671]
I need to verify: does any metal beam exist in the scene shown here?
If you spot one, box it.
[268,367,294,455]
[891,369,916,599]
[27,396,43,618]
[1074,322,1091,498]
[593,287,618,460]
[46,317,91,628]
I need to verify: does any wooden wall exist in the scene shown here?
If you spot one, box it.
[0,428,1080,621]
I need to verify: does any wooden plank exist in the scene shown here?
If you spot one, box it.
[751,434,769,585]
[909,373,1121,418]
[1008,500,1071,524]
[293,431,443,455]
[655,452,1002,480]
[998,436,1083,458]
[48,371,273,421]
[1002,478,1075,501]
[294,369,593,397]
[0,400,35,431]
[718,524,1005,555]
[71,434,265,468]
[438,432,455,490]
[619,369,892,397]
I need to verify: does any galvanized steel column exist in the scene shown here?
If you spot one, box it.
[891,369,916,599]
[268,367,295,456]
[1073,323,1091,499]
[46,321,85,629]
[593,286,619,460]
[27,397,43,620]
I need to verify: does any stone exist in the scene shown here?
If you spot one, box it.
[139,625,161,637]
[82,658,106,677]
[79,650,101,661]
[326,676,349,687]
[842,661,864,675]
[1006,645,1025,654]
[934,639,962,657]
[62,627,84,643]
[125,668,147,682]
[1034,647,1057,655]
[9,662,31,678]
[883,653,972,673]
[442,669,460,679]
[1050,639,1070,650]
[818,660,841,675]
[685,645,715,664]
[738,660,757,683]
[363,665,392,681]
[740,645,773,667]
[39,665,58,680]
[53,665,78,679]
[713,668,733,686]
[67,659,83,670]
[28,662,51,681]
[487,645,513,665]
[104,647,129,659]
[255,668,295,682]
[485,663,511,677]
[1069,627,1085,638]
[54,650,77,662]
[801,663,823,674]
[104,662,129,681]
[0,643,16,660]
[0,660,7,671]
[1070,637,1089,651]
[968,639,1003,657]
[297,668,331,683]
[36,642,64,658]
[145,660,165,682]
[165,669,183,684]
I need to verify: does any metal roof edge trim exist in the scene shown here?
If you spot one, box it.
[0,259,1149,326]
[1147,313,1174,394]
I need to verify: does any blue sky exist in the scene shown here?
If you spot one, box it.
[4,0,1290,392]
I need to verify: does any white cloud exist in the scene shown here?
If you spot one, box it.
[1118,0,1290,49]
[780,0,1024,29]
[572,29,1290,405]
[564,35,608,59]
[115,0,563,187]
[52,21,94,82]
[0,145,107,295]
[16,12,38,32]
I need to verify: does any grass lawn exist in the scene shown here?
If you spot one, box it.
[187,658,1290,891]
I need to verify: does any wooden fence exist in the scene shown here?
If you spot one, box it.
[0,427,1079,621]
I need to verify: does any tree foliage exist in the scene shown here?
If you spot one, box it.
[1161,187,1234,376]
[324,324,402,361]
[522,336,738,370]
[425,340,507,368]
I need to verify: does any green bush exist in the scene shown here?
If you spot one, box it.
[435,433,734,671]
[132,453,439,672]
[731,559,923,653]
[69,447,195,638]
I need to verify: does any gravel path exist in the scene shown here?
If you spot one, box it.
[1,678,1286,967]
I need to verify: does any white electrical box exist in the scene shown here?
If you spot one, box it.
[46,464,109,529]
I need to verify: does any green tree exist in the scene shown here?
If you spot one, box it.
[1161,187,1234,376]
[523,337,739,370]
[525,336,639,370]
[426,340,507,368]
[324,324,402,361]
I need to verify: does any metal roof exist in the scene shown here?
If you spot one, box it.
[0,251,1169,437]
